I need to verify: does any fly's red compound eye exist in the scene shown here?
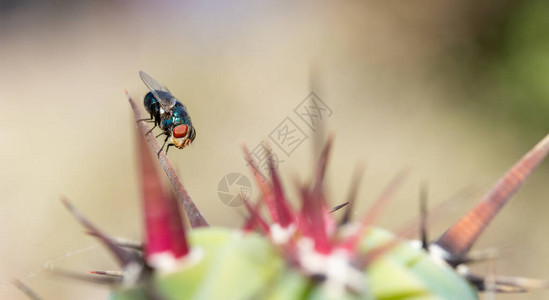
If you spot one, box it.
[173,125,189,138]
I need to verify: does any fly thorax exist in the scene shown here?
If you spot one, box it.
[161,119,172,131]
[172,116,183,125]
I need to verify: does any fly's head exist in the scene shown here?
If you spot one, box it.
[171,125,196,149]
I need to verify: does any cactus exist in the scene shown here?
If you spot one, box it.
[17,88,549,300]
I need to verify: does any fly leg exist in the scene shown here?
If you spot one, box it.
[137,114,156,124]
[155,132,167,138]
[146,125,157,135]
[137,116,157,135]
[158,134,170,157]
[137,118,155,122]
[166,144,175,155]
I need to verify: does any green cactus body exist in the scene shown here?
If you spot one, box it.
[110,227,477,300]
[360,228,477,300]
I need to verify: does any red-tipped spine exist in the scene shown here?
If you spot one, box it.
[138,131,189,260]
[300,186,331,254]
[436,134,549,258]
[340,170,407,251]
[243,145,280,223]
[242,145,272,198]
[242,199,270,233]
[61,198,136,268]
[167,191,190,258]
[268,151,295,227]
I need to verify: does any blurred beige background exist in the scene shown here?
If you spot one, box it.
[1,1,548,299]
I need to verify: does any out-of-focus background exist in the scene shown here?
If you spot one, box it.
[1,1,548,299]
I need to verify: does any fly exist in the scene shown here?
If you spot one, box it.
[138,71,196,156]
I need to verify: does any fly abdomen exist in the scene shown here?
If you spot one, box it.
[144,92,161,126]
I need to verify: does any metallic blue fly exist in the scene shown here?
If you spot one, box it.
[139,71,196,155]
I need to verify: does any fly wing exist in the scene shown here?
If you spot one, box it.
[139,71,177,111]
